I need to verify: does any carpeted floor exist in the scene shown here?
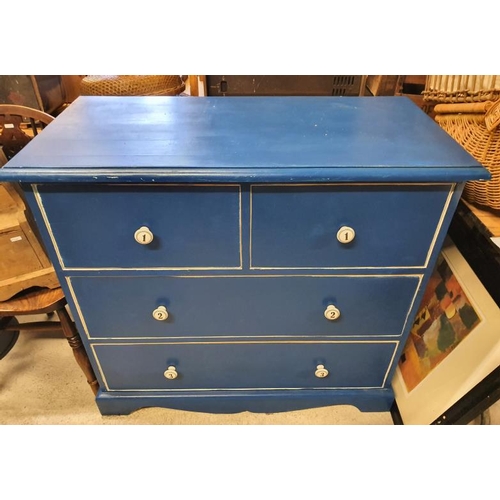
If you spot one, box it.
[2,319,498,425]
[0,323,394,425]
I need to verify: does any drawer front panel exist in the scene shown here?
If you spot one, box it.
[251,184,452,268]
[70,275,420,338]
[35,185,241,269]
[93,341,398,390]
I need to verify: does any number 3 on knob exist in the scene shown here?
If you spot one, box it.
[315,365,329,378]
[164,366,178,380]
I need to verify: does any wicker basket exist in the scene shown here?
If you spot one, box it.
[80,75,185,96]
[424,75,500,103]
[434,102,500,209]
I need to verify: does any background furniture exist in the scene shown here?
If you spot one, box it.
[0,104,98,393]
[0,76,77,116]
[449,199,500,403]
[389,76,500,423]
[79,75,185,96]
[392,200,500,424]
[424,75,500,210]
[187,76,206,96]
[206,75,367,96]
[366,75,435,117]
[0,287,99,394]
[424,76,500,103]
[0,182,59,301]
[0,105,59,300]
[0,96,488,416]
[434,102,500,210]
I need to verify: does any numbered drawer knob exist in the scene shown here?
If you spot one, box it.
[164,366,178,380]
[152,306,169,321]
[324,305,341,321]
[337,226,355,244]
[134,226,154,245]
[315,365,329,378]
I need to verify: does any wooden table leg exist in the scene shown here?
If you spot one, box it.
[56,306,99,395]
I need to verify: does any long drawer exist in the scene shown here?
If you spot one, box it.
[34,184,241,269]
[69,275,420,338]
[250,184,452,269]
[92,341,399,391]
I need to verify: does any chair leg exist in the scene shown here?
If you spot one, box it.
[55,306,99,396]
[0,316,20,360]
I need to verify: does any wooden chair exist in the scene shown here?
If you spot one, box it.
[0,288,99,394]
[0,104,54,160]
[1,105,60,301]
[0,104,99,395]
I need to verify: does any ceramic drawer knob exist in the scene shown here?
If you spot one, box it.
[152,305,169,321]
[324,305,341,321]
[315,365,329,378]
[337,226,355,244]
[134,226,154,245]
[164,366,178,380]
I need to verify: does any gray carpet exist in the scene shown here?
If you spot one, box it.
[0,326,393,425]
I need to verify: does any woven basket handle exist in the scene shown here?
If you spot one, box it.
[485,100,500,131]
[434,102,494,114]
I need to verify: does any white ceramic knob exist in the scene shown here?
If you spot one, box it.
[324,305,341,321]
[337,226,355,244]
[164,366,178,380]
[134,226,154,245]
[315,365,329,378]
[152,305,169,321]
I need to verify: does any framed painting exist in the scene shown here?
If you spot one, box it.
[392,236,500,424]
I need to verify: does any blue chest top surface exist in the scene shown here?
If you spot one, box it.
[0,95,488,183]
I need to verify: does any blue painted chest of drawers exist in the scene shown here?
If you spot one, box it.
[0,96,489,415]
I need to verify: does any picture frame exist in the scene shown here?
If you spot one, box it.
[392,236,500,425]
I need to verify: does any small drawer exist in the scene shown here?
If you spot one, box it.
[250,184,453,269]
[35,184,241,269]
[69,275,420,338]
[92,341,398,390]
